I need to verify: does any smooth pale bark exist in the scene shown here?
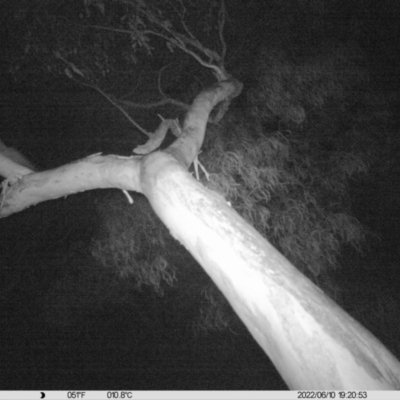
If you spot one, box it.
[141,150,400,390]
[0,155,142,217]
[0,140,36,178]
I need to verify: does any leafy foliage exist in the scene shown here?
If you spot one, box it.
[91,193,177,295]
[189,284,234,336]
[203,120,367,282]
[249,43,368,127]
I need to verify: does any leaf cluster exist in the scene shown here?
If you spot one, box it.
[7,0,224,90]
[249,43,368,127]
[91,192,177,295]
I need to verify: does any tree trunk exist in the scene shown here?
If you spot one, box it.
[140,150,400,390]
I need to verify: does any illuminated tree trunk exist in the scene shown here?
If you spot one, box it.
[141,150,400,390]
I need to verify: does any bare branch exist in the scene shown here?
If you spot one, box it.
[124,63,190,111]
[61,5,229,80]
[144,29,226,79]
[169,30,221,63]
[138,3,229,80]
[0,155,143,218]
[157,65,169,99]
[120,98,189,111]
[177,0,199,43]
[89,85,151,137]
[218,0,227,62]
[54,51,152,137]
[0,140,36,182]
[133,117,181,155]
[118,69,144,100]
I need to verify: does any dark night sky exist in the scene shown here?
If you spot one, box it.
[0,0,399,391]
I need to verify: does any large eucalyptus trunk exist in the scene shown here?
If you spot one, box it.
[140,150,400,390]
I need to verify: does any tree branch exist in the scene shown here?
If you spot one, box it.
[0,140,36,181]
[218,0,227,62]
[133,117,181,155]
[0,155,142,218]
[165,79,242,168]
[143,29,227,79]
[120,97,189,111]
[65,3,230,80]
